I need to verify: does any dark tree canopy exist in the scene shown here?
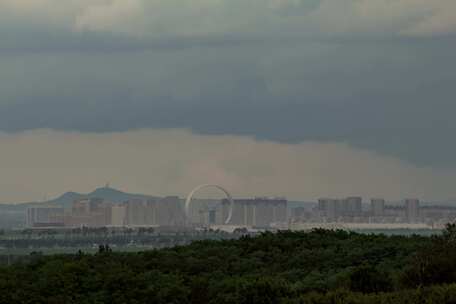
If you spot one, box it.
[1,228,456,303]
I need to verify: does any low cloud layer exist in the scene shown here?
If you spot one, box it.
[0,129,454,203]
[0,40,455,167]
[2,0,456,37]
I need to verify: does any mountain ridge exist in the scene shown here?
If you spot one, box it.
[22,187,160,209]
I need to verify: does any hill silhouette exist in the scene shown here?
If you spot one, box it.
[31,187,160,208]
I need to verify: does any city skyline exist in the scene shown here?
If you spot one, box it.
[0,182,456,205]
[24,193,456,230]
[8,183,456,206]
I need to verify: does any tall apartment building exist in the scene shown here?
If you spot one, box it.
[371,199,385,217]
[125,196,185,227]
[157,196,185,226]
[110,205,127,226]
[72,199,91,216]
[318,196,365,222]
[26,207,64,227]
[221,197,287,227]
[318,198,338,221]
[66,198,111,227]
[405,199,420,223]
[125,198,148,226]
[318,197,363,221]
[186,199,220,225]
[345,197,362,216]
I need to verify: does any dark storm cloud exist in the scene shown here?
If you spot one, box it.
[1,0,456,168]
[1,34,455,168]
[0,28,272,54]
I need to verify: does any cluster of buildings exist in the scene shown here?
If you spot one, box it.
[292,197,456,226]
[26,196,186,228]
[26,207,65,228]
[221,197,288,228]
[26,197,289,229]
[317,197,363,220]
[26,194,456,230]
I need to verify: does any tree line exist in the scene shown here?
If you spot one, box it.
[1,226,456,303]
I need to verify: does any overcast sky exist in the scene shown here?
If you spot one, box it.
[1,0,456,203]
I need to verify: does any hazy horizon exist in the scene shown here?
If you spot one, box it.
[1,128,456,204]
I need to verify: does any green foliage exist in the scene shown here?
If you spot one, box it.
[2,228,456,303]
[401,224,456,288]
[349,264,392,293]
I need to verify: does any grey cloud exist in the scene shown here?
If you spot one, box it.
[1,38,455,159]
[2,0,456,41]
[2,0,456,55]
[0,28,259,54]
[0,1,455,169]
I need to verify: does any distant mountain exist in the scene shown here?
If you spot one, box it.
[6,188,318,210]
[24,187,160,209]
[0,187,161,229]
[47,191,84,207]
[87,187,157,204]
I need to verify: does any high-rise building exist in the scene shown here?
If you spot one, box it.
[290,207,307,222]
[345,197,362,216]
[318,197,363,221]
[186,198,219,225]
[72,199,91,216]
[208,209,217,224]
[371,199,385,217]
[144,199,159,225]
[67,198,111,227]
[157,196,185,226]
[318,198,338,221]
[222,197,287,227]
[110,205,127,226]
[125,198,148,226]
[125,196,185,227]
[405,199,420,223]
[26,207,64,227]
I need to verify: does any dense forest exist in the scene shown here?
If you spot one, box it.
[2,227,456,303]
